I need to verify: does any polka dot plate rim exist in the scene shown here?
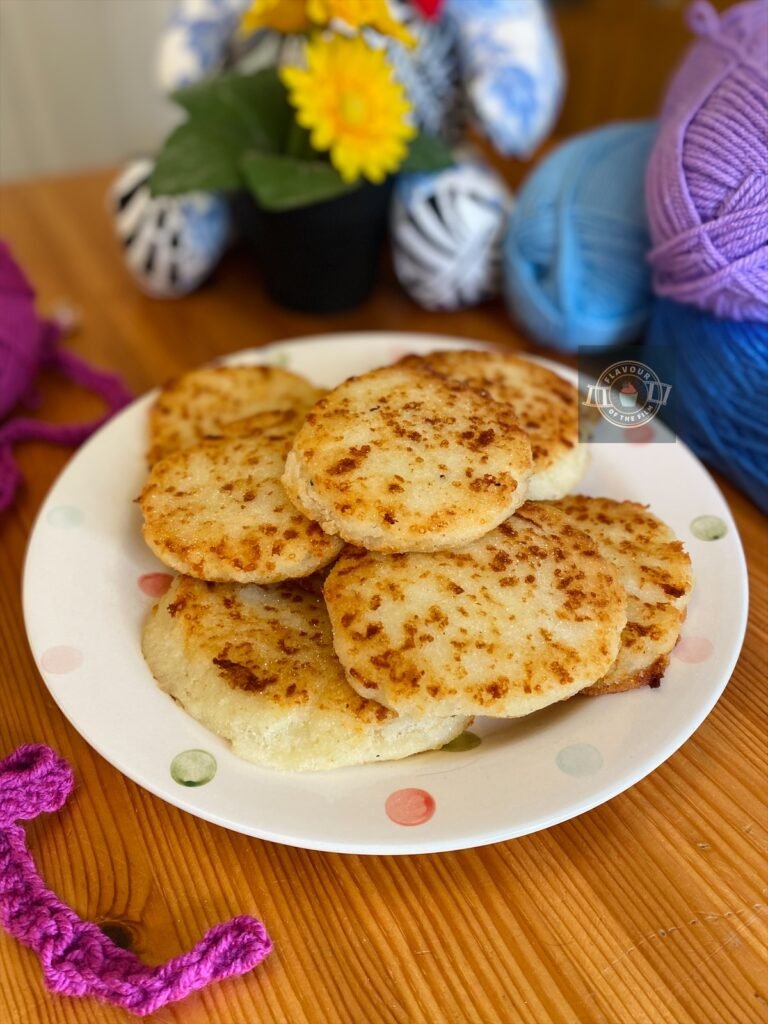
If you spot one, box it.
[22,333,749,855]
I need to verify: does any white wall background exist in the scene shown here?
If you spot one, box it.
[0,0,179,182]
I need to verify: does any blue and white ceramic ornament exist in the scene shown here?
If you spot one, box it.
[156,0,250,93]
[110,160,231,299]
[445,0,564,158]
[385,0,465,143]
[391,154,513,310]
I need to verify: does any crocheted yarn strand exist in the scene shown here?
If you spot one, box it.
[0,318,132,513]
[0,744,272,1016]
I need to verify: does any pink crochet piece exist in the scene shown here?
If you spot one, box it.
[0,240,133,512]
[0,744,272,1016]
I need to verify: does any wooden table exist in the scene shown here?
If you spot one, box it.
[1,170,765,1024]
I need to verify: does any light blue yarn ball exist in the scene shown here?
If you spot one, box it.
[503,121,657,352]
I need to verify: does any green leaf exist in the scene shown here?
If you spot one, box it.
[150,122,244,195]
[400,133,454,174]
[150,69,298,197]
[172,68,292,155]
[241,151,357,212]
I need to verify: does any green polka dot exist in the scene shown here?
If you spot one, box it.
[268,351,291,368]
[442,731,482,752]
[691,515,727,541]
[170,750,217,787]
[47,505,83,528]
[556,743,603,777]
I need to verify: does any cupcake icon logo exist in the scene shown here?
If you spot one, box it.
[618,382,638,409]
[584,360,671,428]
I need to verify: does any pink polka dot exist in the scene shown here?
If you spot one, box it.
[138,572,173,597]
[626,423,656,444]
[385,788,435,826]
[40,646,83,674]
[672,636,714,664]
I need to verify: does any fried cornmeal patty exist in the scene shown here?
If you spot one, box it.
[324,509,627,718]
[142,576,470,771]
[531,496,693,695]
[147,365,325,465]
[399,350,587,500]
[281,363,533,553]
[140,410,343,584]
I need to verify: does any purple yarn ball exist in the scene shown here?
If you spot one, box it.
[645,0,768,322]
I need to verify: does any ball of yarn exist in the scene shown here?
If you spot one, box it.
[647,298,768,512]
[444,0,564,158]
[502,121,657,352]
[646,0,768,322]
[391,153,512,310]
[110,159,230,299]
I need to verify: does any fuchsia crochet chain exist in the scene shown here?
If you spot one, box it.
[0,745,272,1015]
[0,240,132,512]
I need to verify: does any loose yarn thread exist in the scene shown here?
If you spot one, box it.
[0,744,272,1016]
[0,242,132,512]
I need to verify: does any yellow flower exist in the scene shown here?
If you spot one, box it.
[281,36,416,184]
[239,0,310,35]
[307,0,415,47]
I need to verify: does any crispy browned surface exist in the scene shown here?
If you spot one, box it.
[282,363,533,552]
[142,576,469,770]
[399,350,587,500]
[324,508,627,718]
[147,365,325,464]
[140,411,343,583]
[531,496,693,695]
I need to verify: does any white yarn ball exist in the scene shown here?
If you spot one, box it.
[391,156,513,310]
[110,160,231,299]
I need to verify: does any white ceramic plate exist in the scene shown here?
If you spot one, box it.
[23,334,748,854]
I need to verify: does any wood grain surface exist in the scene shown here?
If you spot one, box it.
[1,169,766,1024]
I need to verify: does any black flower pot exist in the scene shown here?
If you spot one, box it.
[233,179,394,314]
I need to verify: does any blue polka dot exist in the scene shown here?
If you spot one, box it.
[46,506,83,528]
[556,743,603,777]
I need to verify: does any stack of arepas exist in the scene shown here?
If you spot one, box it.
[139,352,692,772]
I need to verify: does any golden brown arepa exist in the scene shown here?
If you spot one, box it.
[147,364,324,465]
[143,575,470,771]
[140,410,343,584]
[525,496,693,694]
[324,506,627,718]
[282,363,533,553]
[399,350,587,500]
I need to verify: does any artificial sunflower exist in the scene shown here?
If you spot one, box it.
[239,0,310,35]
[307,0,416,46]
[281,35,416,185]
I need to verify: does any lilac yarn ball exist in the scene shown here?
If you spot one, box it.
[646,0,768,322]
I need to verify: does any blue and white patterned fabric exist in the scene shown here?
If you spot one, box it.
[444,0,564,158]
[156,0,251,92]
[391,150,513,310]
[110,159,231,298]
